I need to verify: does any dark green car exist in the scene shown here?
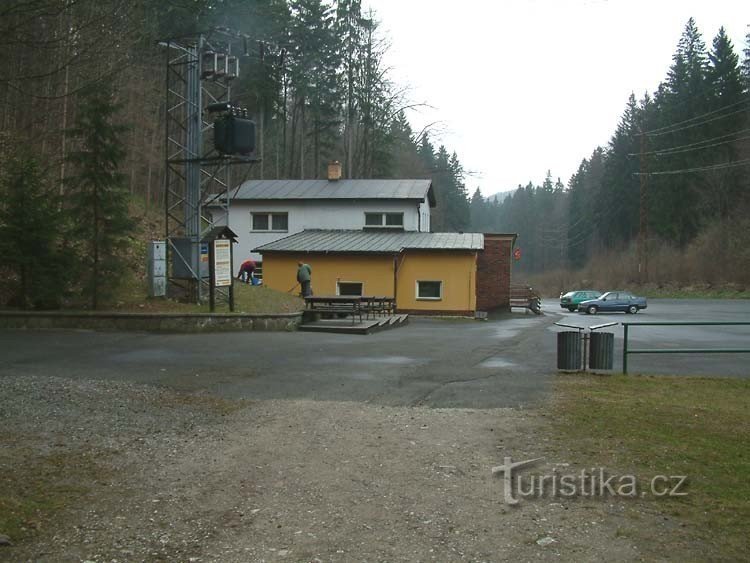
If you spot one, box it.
[560,290,602,312]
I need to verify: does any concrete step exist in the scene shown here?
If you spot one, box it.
[299,315,408,335]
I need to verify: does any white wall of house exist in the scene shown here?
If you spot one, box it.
[419,200,431,233]
[225,198,430,266]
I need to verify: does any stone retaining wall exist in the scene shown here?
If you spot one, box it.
[0,311,303,333]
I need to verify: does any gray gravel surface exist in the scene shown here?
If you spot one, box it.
[1,374,710,562]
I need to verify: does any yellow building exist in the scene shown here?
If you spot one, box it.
[256,230,488,315]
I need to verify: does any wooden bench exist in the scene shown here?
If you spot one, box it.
[510,284,542,314]
[360,296,395,318]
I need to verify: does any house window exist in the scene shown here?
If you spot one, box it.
[337,281,363,296]
[385,213,403,226]
[252,212,288,232]
[416,280,442,300]
[364,212,403,229]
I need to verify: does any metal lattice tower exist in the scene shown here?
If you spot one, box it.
[162,32,256,303]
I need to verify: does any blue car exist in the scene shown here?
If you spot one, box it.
[578,291,647,315]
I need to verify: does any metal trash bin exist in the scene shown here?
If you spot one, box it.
[589,332,614,370]
[557,331,582,370]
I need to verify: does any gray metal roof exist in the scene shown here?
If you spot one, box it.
[254,230,484,253]
[232,179,435,206]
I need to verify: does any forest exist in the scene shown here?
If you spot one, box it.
[0,0,470,307]
[1,1,749,308]
[0,0,470,227]
[470,19,750,287]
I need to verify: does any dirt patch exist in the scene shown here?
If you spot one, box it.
[1,375,709,562]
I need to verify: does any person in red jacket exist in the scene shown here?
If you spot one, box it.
[237,259,256,284]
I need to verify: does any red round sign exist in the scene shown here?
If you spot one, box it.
[513,248,522,260]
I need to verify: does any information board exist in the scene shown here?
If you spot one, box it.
[213,239,232,287]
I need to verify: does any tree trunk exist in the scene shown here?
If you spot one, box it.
[299,100,305,178]
[259,103,265,179]
[59,62,70,199]
[288,99,297,177]
[92,184,99,310]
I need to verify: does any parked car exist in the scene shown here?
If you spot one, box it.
[578,291,647,314]
[560,290,602,312]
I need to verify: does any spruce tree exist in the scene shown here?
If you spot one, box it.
[0,153,69,309]
[66,87,133,309]
[470,187,487,231]
[708,27,744,102]
[742,29,750,89]
[600,93,641,247]
[651,18,710,246]
[705,27,746,217]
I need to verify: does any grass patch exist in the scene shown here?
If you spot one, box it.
[148,391,250,416]
[0,446,109,542]
[104,276,304,315]
[553,374,750,559]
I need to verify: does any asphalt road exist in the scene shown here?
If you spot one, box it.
[0,313,553,409]
[1,300,747,409]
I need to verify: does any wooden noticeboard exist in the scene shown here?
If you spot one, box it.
[213,239,232,287]
[208,238,235,312]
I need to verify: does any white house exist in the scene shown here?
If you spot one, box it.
[224,176,435,274]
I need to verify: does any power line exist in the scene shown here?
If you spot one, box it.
[634,158,750,176]
[629,127,750,157]
[653,134,750,157]
[646,105,750,137]
[642,97,750,136]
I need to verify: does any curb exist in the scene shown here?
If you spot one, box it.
[0,311,303,333]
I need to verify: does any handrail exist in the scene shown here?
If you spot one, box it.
[621,321,750,374]
[590,322,618,331]
[553,322,585,331]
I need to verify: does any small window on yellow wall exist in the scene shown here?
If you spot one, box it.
[416,280,442,300]
[337,281,363,296]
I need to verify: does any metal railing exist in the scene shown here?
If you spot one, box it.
[622,321,750,374]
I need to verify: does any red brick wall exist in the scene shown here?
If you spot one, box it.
[476,235,513,311]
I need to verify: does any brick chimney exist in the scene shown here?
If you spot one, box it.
[327,160,342,181]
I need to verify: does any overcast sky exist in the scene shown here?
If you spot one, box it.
[363,0,748,196]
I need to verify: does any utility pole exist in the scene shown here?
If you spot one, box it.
[161,30,258,303]
[637,130,649,283]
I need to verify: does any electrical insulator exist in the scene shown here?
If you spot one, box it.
[215,53,227,78]
[201,51,217,79]
[226,56,239,81]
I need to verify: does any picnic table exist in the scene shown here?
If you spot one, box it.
[304,295,396,324]
[305,295,364,324]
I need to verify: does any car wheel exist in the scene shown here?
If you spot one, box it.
[568,306,576,312]
[587,305,598,315]
[627,305,638,314]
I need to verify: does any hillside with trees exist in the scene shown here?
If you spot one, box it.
[0,0,470,307]
[1,3,748,307]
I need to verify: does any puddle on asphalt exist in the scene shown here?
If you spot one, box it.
[492,327,520,339]
[489,318,543,339]
[110,349,187,362]
[478,357,516,369]
[350,372,377,380]
[312,355,419,366]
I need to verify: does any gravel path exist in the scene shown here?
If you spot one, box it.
[1,375,704,562]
